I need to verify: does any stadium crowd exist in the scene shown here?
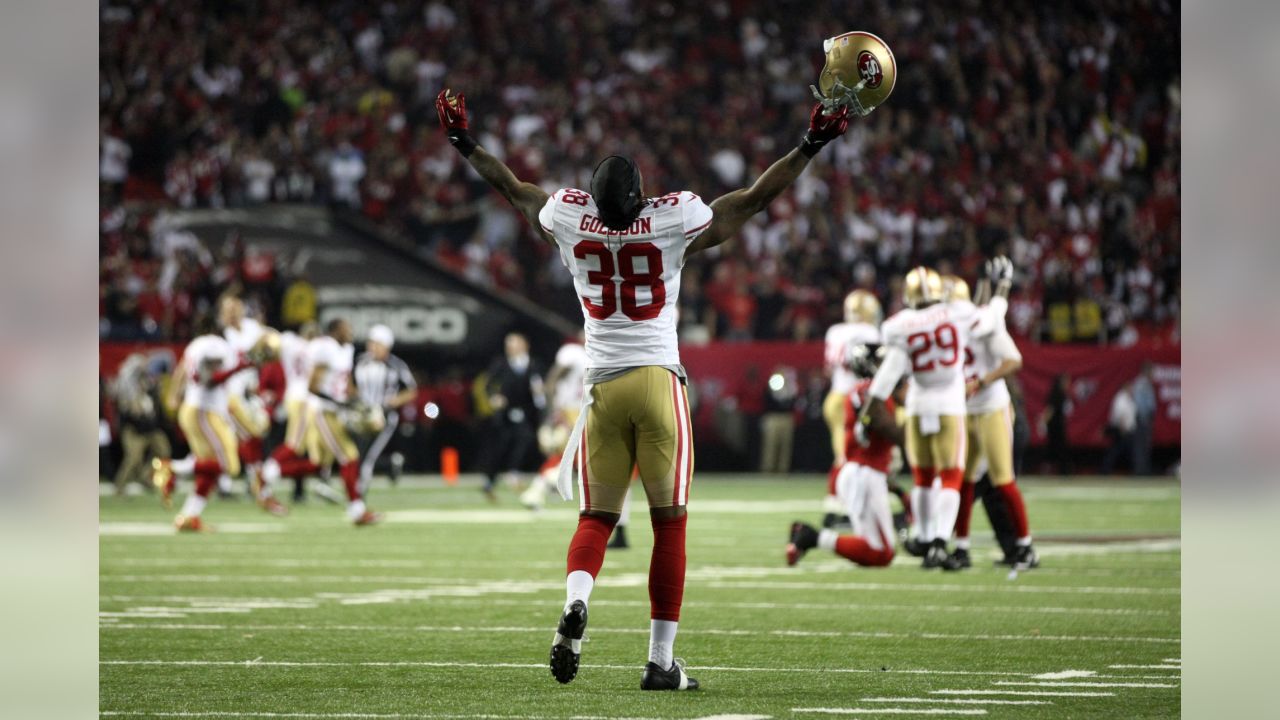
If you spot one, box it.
[100,0,1180,346]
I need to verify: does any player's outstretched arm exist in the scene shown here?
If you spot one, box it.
[436,90,552,243]
[688,103,849,256]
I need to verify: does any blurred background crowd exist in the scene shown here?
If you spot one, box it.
[100,0,1180,346]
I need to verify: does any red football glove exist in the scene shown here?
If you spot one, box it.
[799,103,850,157]
[436,89,477,156]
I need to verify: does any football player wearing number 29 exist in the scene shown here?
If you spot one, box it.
[436,88,855,690]
[857,263,1012,569]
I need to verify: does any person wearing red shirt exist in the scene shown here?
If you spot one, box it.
[787,345,906,567]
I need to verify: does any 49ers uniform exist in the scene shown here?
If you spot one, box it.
[539,188,711,514]
[963,327,1021,485]
[224,317,269,440]
[279,330,314,452]
[177,334,242,478]
[870,296,1007,546]
[305,335,358,467]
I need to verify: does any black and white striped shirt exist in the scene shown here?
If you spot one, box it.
[354,352,416,408]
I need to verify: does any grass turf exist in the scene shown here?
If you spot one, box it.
[99,474,1180,719]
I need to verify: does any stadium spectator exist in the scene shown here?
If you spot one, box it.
[99,0,1180,346]
[1131,361,1157,475]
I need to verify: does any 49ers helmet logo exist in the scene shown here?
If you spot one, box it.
[857,50,883,89]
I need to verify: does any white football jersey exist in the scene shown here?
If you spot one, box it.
[223,317,263,399]
[181,334,238,412]
[965,324,1022,415]
[824,321,881,393]
[307,336,354,404]
[878,297,1007,416]
[280,331,313,402]
[552,341,589,411]
[539,188,713,369]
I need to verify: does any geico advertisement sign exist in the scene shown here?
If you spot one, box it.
[319,305,468,345]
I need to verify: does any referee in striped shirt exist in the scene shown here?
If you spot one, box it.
[354,325,417,491]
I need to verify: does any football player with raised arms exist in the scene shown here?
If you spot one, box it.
[820,290,882,524]
[944,267,1038,570]
[856,262,1010,568]
[437,88,854,690]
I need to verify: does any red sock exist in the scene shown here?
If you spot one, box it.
[270,445,295,464]
[954,481,976,540]
[997,483,1031,539]
[938,467,964,492]
[567,515,616,578]
[826,465,840,495]
[340,461,361,501]
[193,459,221,497]
[239,437,264,465]
[649,514,687,621]
[834,535,894,567]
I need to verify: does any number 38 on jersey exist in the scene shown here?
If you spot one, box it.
[538,188,714,368]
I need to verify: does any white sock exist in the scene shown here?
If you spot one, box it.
[171,455,195,476]
[346,499,367,520]
[1016,536,1033,547]
[935,488,960,542]
[648,619,678,668]
[218,474,233,493]
[912,486,933,541]
[262,458,281,483]
[818,528,838,552]
[618,489,632,528]
[955,537,970,550]
[179,494,207,518]
[565,570,594,610]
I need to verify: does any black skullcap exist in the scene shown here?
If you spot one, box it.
[590,155,644,231]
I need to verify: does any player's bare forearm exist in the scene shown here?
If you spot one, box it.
[691,149,810,254]
[466,148,551,241]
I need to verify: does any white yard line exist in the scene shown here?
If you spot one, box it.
[1108,664,1181,670]
[793,710,985,716]
[98,594,1174,618]
[96,622,1179,645]
[702,580,1179,596]
[932,690,1114,697]
[99,523,285,536]
[96,659,1037,678]
[993,680,1177,689]
[99,574,1179,598]
[860,698,1051,705]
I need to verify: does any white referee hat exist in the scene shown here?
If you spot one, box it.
[368,324,395,349]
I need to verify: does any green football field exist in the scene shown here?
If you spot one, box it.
[99,474,1180,719]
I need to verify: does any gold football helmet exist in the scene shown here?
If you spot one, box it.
[942,275,970,302]
[903,267,944,308]
[248,328,282,363]
[812,31,897,117]
[843,289,883,325]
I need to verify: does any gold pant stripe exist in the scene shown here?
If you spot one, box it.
[283,398,310,450]
[178,405,240,477]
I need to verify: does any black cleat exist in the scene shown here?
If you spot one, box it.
[1012,544,1040,570]
[922,539,948,569]
[786,521,819,566]
[607,525,629,549]
[549,600,588,684]
[821,513,852,529]
[941,547,971,571]
[903,536,930,558]
[640,659,699,690]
